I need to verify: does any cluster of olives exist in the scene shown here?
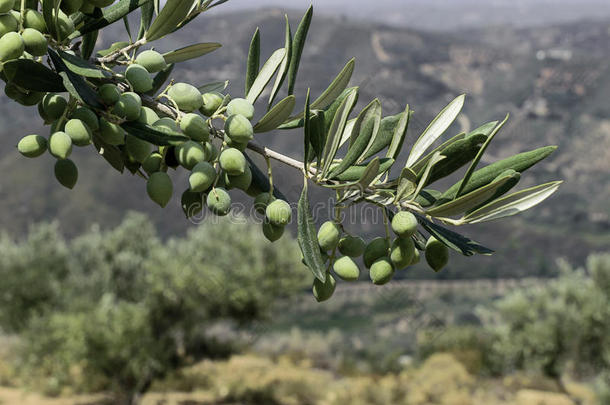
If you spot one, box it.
[311,211,450,301]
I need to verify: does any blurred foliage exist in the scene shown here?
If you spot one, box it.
[0,212,307,401]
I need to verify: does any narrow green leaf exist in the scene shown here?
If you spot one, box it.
[454,114,508,199]
[145,0,194,42]
[245,153,288,201]
[91,134,124,173]
[328,99,381,178]
[123,15,133,41]
[357,156,380,188]
[287,5,312,95]
[253,95,296,133]
[386,105,411,160]
[410,133,467,174]
[462,181,562,224]
[58,50,111,78]
[81,30,98,60]
[395,168,417,202]
[410,152,445,202]
[268,15,292,108]
[162,42,221,64]
[48,49,103,109]
[415,214,494,256]
[312,58,355,111]
[303,89,312,165]
[42,0,57,40]
[359,113,402,160]
[298,179,327,282]
[137,0,154,40]
[246,48,286,104]
[71,0,152,38]
[146,63,174,96]
[426,174,513,218]
[122,121,189,146]
[245,28,260,97]
[320,88,358,178]
[334,157,394,182]
[310,111,326,166]
[3,59,65,92]
[406,94,465,167]
[198,80,229,94]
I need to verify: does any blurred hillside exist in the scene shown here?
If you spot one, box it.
[1,9,609,277]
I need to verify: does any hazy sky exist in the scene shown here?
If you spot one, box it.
[212,0,610,30]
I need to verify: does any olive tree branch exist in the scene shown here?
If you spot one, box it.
[94,38,147,64]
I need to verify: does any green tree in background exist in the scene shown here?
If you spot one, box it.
[2,0,560,298]
[0,213,306,404]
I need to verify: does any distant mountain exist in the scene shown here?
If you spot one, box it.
[212,0,610,31]
[0,9,609,278]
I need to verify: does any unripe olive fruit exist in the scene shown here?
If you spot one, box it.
[138,106,159,125]
[224,166,252,191]
[142,151,163,174]
[23,10,46,33]
[0,13,18,37]
[363,237,390,268]
[189,161,216,192]
[181,189,203,218]
[42,94,67,120]
[79,1,95,13]
[206,187,231,216]
[52,9,74,40]
[370,257,395,285]
[180,113,209,142]
[254,192,275,215]
[203,142,218,162]
[265,199,291,226]
[54,159,78,189]
[64,119,92,146]
[135,50,167,73]
[17,134,47,158]
[317,221,341,251]
[60,0,83,15]
[0,31,23,61]
[390,237,415,270]
[147,171,172,207]
[98,83,120,105]
[411,248,420,265]
[425,236,449,272]
[168,83,203,112]
[113,92,142,121]
[16,90,44,106]
[226,98,255,120]
[224,114,254,143]
[0,0,14,14]
[153,117,180,133]
[219,147,246,175]
[126,134,151,163]
[71,107,99,131]
[312,273,336,302]
[125,64,153,93]
[338,235,366,257]
[333,256,360,282]
[99,118,125,145]
[200,92,224,116]
[226,137,248,152]
[262,220,284,242]
[175,141,206,170]
[21,28,47,56]
[49,131,72,159]
[391,211,418,238]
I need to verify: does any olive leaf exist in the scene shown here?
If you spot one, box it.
[81,30,99,60]
[57,50,111,78]
[137,0,154,40]
[461,181,562,224]
[357,156,381,188]
[246,48,286,104]
[298,179,327,282]
[245,153,287,201]
[455,114,508,199]
[245,28,260,96]
[72,0,152,38]
[198,80,229,94]
[268,15,292,107]
[320,88,359,178]
[409,151,445,202]
[253,95,296,133]
[303,89,313,165]
[92,134,125,173]
[287,5,312,95]
[360,113,402,160]
[328,99,381,179]
[334,157,394,182]
[122,122,189,146]
[386,105,411,160]
[406,94,465,167]
[2,59,65,92]
[162,43,221,64]
[49,49,104,109]
[395,167,417,202]
[145,0,195,42]
[415,214,494,256]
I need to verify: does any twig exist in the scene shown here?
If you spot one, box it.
[94,38,147,64]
